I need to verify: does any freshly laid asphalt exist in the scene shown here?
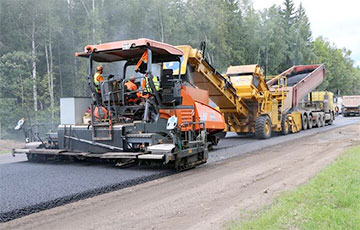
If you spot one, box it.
[0,162,171,222]
[1,115,359,222]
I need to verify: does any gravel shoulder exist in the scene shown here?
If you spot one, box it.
[2,122,359,230]
[0,140,23,153]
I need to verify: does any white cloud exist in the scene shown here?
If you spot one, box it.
[356,60,360,68]
[253,0,360,67]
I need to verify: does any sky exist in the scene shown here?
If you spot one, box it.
[253,0,360,67]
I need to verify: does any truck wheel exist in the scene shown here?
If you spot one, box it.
[308,116,313,129]
[328,113,333,125]
[315,117,321,128]
[322,115,326,127]
[281,114,290,135]
[320,116,324,127]
[302,115,308,130]
[255,115,272,139]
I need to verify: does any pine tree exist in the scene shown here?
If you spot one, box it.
[294,3,313,64]
[259,6,288,75]
[280,0,297,69]
[0,0,359,138]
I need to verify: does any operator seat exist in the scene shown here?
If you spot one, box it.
[160,69,174,88]
[161,69,182,105]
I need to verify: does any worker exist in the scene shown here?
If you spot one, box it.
[135,50,160,95]
[135,50,148,74]
[141,74,160,94]
[335,106,339,116]
[124,76,141,103]
[93,66,104,93]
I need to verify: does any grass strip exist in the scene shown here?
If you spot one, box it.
[229,146,360,230]
[0,150,10,154]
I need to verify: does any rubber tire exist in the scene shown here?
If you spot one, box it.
[302,115,308,130]
[315,117,321,128]
[328,113,333,125]
[308,116,313,129]
[281,114,290,135]
[321,115,325,127]
[255,115,272,139]
[319,116,323,127]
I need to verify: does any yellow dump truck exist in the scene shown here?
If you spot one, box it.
[300,91,336,126]
[165,45,305,139]
[164,44,328,139]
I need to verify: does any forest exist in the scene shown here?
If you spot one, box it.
[0,0,359,138]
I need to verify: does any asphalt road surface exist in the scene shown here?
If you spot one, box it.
[1,115,359,222]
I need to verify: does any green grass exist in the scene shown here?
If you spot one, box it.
[229,146,360,230]
[0,150,10,154]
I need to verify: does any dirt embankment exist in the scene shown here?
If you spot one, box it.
[2,123,360,230]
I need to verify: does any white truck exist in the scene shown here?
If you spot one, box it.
[342,95,360,117]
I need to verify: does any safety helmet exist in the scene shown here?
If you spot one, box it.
[96,66,103,71]
[129,76,136,82]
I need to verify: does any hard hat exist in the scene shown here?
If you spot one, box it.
[96,66,103,71]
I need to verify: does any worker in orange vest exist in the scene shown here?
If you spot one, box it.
[94,66,104,93]
[335,106,339,116]
[125,76,141,103]
[135,50,160,97]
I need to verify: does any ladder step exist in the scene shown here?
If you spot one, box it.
[188,140,203,144]
[93,123,110,127]
[126,133,155,138]
[92,123,112,141]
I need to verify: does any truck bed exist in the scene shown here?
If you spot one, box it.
[342,95,360,108]
[267,64,325,112]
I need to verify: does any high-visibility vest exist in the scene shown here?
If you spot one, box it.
[125,81,137,91]
[93,72,104,91]
[125,81,141,102]
[143,76,160,92]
